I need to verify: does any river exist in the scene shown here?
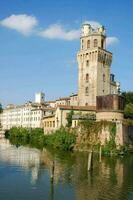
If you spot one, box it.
[0,138,133,200]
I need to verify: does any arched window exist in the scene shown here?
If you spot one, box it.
[85,87,89,95]
[94,39,98,47]
[86,74,89,82]
[87,40,90,48]
[103,74,105,82]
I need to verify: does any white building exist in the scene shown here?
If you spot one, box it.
[0,93,46,130]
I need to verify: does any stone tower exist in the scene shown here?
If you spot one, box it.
[77,23,112,107]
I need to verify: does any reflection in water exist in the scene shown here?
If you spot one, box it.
[0,139,41,184]
[0,138,133,200]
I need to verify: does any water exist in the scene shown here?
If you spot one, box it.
[0,138,133,200]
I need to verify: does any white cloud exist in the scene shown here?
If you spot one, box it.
[106,37,119,46]
[38,24,80,41]
[0,14,38,35]
[83,20,101,29]
[0,15,119,46]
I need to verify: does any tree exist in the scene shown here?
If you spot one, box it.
[121,92,133,119]
[122,92,133,107]
[66,110,74,128]
[124,103,133,119]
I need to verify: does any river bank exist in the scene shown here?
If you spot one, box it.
[5,127,76,151]
[5,126,133,156]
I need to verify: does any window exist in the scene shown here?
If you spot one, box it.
[85,87,89,95]
[101,39,104,49]
[81,39,84,49]
[87,40,90,48]
[85,103,88,106]
[86,60,89,67]
[94,39,98,47]
[103,74,105,82]
[86,74,89,82]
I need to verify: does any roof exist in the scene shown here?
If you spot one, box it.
[42,107,56,111]
[57,105,96,111]
[45,100,56,103]
[56,97,70,101]
[43,114,55,119]
[69,93,78,97]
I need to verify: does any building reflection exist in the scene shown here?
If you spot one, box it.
[0,138,41,184]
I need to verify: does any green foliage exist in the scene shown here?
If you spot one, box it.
[6,127,76,151]
[66,110,74,128]
[121,92,133,119]
[122,91,133,106]
[78,120,118,154]
[118,144,130,154]
[102,123,117,155]
[78,120,103,150]
[109,123,116,138]
[124,103,133,119]
[44,127,76,151]
[6,127,45,149]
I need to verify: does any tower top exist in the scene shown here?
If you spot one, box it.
[81,23,106,37]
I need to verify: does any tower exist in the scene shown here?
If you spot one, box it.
[77,23,112,107]
[35,92,45,104]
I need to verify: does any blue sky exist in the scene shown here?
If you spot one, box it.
[0,0,133,106]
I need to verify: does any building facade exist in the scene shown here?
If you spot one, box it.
[43,105,96,134]
[0,93,46,130]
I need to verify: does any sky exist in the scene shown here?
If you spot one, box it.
[0,0,133,106]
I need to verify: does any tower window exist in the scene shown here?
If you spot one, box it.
[103,74,105,82]
[86,74,89,82]
[85,87,89,96]
[101,39,104,49]
[94,39,98,47]
[81,39,84,49]
[86,60,89,67]
[87,40,90,48]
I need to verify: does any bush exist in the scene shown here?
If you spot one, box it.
[44,127,76,151]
